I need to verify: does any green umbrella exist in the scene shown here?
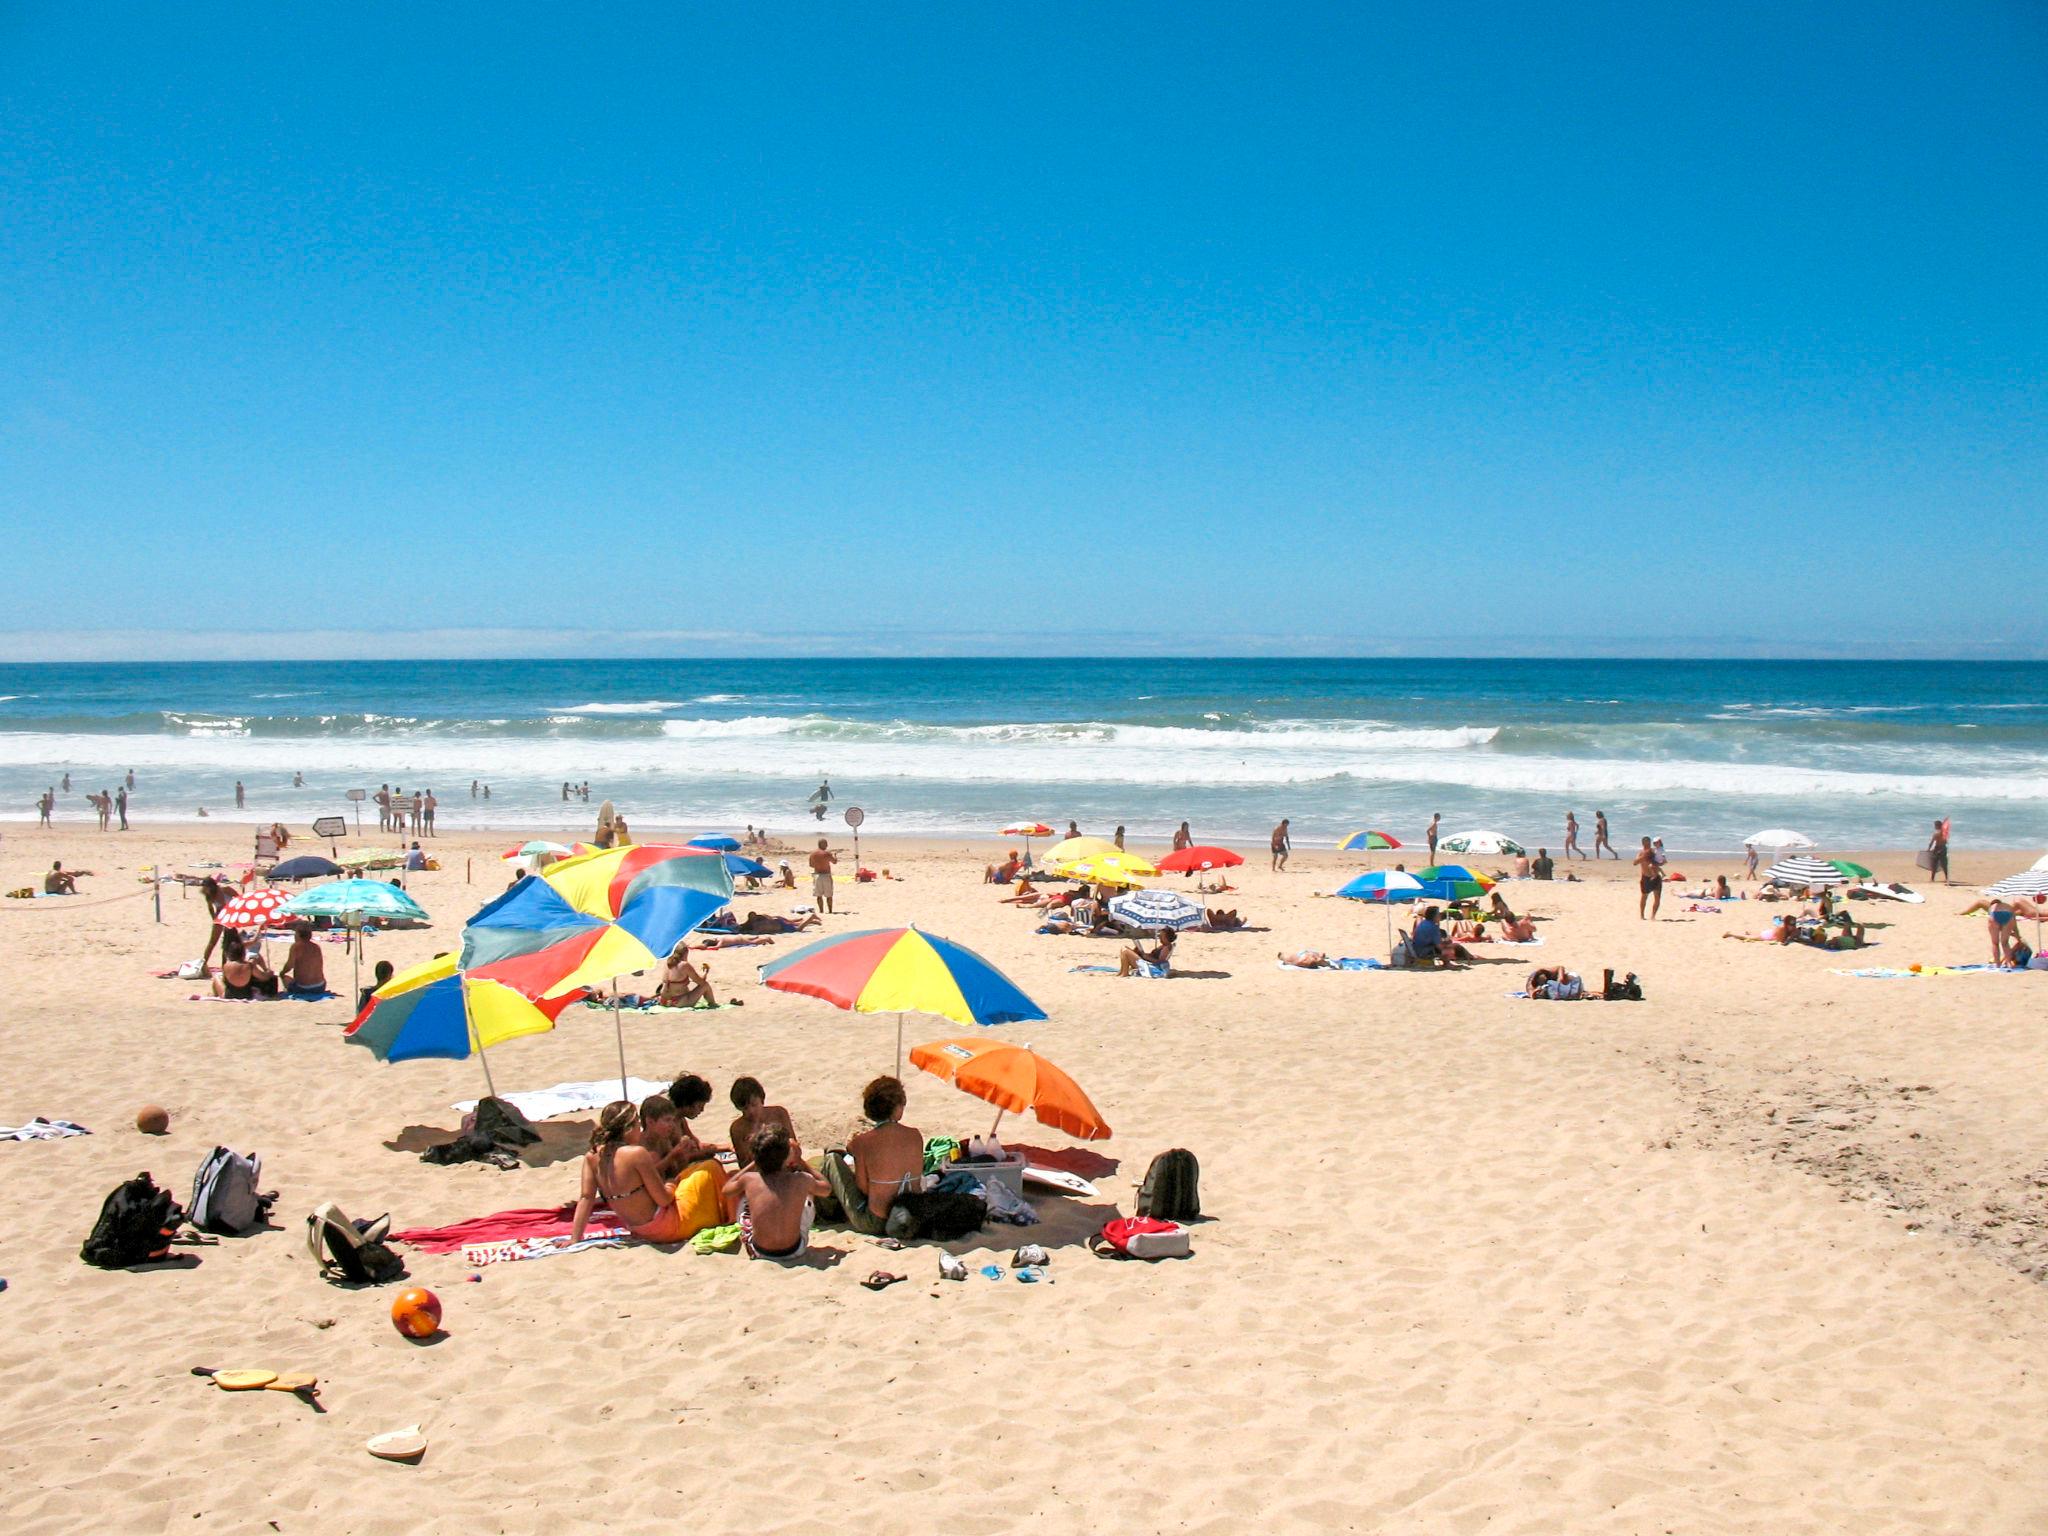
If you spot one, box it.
[1827,859,1874,880]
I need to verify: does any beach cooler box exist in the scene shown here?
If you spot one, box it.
[945,1152,1029,1198]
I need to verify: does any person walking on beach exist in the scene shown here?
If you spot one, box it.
[115,784,128,830]
[1633,836,1663,920]
[1564,811,1583,859]
[96,789,112,831]
[1594,811,1616,858]
[1270,818,1291,872]
[1925,818,1951,885]
[808,837,837,915]
[1425,813,1441,864]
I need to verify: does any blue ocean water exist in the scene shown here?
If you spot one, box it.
[2,658,2044,851]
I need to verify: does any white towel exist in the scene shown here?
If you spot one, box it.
[453,1077,669,1120]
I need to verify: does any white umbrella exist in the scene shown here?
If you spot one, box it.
[1984,872,2048,901]
[2030,852,2048,874]
[1437,830,1526,857]
[1106,888,1207,931]
[1765,855,1847,889]
[1745,828,1815,850]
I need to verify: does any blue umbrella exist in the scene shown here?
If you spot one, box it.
[688,835,742,852]
[722,852,773,878]
[1336,870,1427,949]
[267,855,343,881]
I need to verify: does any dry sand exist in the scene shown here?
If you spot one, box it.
[3,820,2047,1535]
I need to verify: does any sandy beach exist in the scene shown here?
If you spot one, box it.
[1,818,2044,1534]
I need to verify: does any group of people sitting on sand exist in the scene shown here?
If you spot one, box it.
[566,1071,952,1258]
[1724,888,1870,950]
[209,922,333,999]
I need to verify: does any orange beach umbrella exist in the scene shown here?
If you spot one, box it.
[908,1037,1111,1141]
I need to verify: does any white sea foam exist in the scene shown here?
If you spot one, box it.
[554,699,695,714]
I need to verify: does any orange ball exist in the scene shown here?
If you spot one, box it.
[390,1287,442,1340]
[135,1105,170,1135]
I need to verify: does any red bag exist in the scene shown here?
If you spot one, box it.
[1091,1216,1191,1260]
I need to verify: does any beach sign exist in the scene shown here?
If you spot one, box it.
[342,789,366,833]
[313,814,348,854]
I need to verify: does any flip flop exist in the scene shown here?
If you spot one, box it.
[860,1271,905,1291]
[366,1427,427,1462]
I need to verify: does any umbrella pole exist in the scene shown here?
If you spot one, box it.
[989,1106,1005,1138]
[475,1033,498,1100]
[612,985,629,1101]
[894,1012,903,1078]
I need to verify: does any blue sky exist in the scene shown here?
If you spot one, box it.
[1,2,2042,659]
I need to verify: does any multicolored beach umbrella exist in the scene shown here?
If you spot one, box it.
[999,822,1056,860]
[345,952,580,1095]
[1411,864,1495,902]
[1336,830,1401,852]
[760,926,1046,1072]
[464,844,735,1000]
[1336,868,1427,946]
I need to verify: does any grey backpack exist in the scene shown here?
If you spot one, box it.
[190,1147,275,1235]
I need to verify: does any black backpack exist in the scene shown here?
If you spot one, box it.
[305,1201,408,1286]
[1602,970,1645,1001]
[1137,1148,1201,1222]
[82,1173,185,1268]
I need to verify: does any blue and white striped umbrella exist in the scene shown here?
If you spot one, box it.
[1106,888,1206,931]
[1985,871,2048,901]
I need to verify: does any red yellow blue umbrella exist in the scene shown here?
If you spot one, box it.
[345,952,581,1096]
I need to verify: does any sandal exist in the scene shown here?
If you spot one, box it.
[860,1270,905,1291]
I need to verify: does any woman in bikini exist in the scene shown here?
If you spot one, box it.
[211,931,280,999]
[568,1102,687,1244]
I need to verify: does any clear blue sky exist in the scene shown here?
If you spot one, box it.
[2,2,2042,658]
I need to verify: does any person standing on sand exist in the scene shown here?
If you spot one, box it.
[1114,824,1126,851]
[1173,821,1193,851]
[115,784,128,830]
[423,789,437,836]
[1634,836,1663,920]
[96,790,112,831]
[1925,818,1951,885]
[36,788,53,826]
[1564,811,1583,859]
[1425,813,1441,864]
[1594,811,1616,858]
[234,780,245,810]
[1271,818,1291,872]
[808,837,837,915]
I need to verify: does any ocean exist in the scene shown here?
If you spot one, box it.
[2,658,2044,852]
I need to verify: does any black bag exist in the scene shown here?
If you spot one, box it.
[1137,1148,1201,1222]
[1601,970,1644,1001]
[82,1172,185,1268]
[895,1190,987,1241]
[305,1201,409,1285]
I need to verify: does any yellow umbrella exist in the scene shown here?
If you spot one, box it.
[1043,835,1118,868]
[1056,850,1158,888]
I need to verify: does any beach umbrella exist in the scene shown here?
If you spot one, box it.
[284,879,430,1002]
[1827,859,1875,880]
[2030,852,2048,874]
[1107,888,1206,931]
[1155,845,1243,875]
[1336,869,1427,947]
[215,887,295,932]
[1043,835,1118,869]
[337,847,406,871]
[500,839,573,864]
[759,926,1045,1073]
[1765,855,1848,889]
[720,852,773,879]
[1054,850,1158,888]
[1744,828,1814,852]
[1336,830,1401,853]
[1000,822,1055,862]
[1985,871,2048,901]
[283,879,428,923]
[1438,830,1526,858]
[1412,864,1495,902]
[687,835,742,852]
[463,845,735,1092]
[345,952,580,1096]
[266,855,343,882]
[908,1037,1110,1141]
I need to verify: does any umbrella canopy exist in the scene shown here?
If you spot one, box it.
[721,852,773,878]
[1336,870,1427,902]
[463,844,734,999]
[336,847,406,870]
[501,840,573,863]
[1985,871,2048,901]
[1336,830,1401,851]
[1155,844,1242,873]
[1412,864,1496,901]
[687,835,742,852]
[759,927,1045,1027]
[346,953,578,1063]
[1107,888,1207,931]
[1000,822,1055,838]
[266,855,343,881]
[909,1037,1110,1141]
[1438,830,1526,857]
[283,879,428,923]
[1043,835,1119,867]
[215,887,296,931]
[1765,855,1848,888]
[1054,851,1158,888]
[1744,828,1814,851]
[1827,859,1875,880]
[2031,852,2048,874]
